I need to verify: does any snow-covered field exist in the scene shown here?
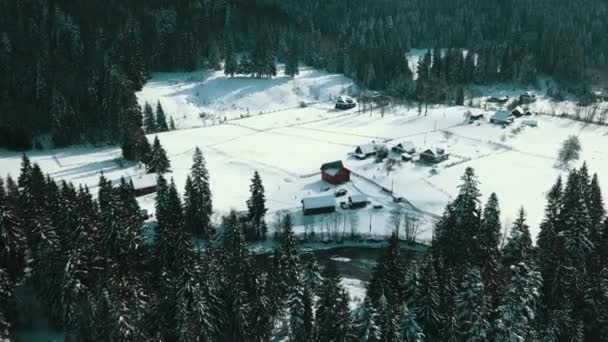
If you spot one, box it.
[2,65,608,242]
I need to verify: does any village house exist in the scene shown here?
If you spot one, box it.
[490,110,513,125]
[391,141,416,155]
[511,106,525,117]
[353,143,378,159]
[301,195,336,215]
[112,174,158,197]
[519,91,537,104]
[419,147,449,164]
[320,160,351,185]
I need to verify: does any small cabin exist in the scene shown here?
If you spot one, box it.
[490,110,513,125]
[487,96,509,104]
[301,195,336,215]
[519,91,537,104]
[391,141,416,155]
[335,95,356,110]
[321,160,351,185]
[112,174,158,197]
[348,194,368,209]
[354,143,378,159]
[401,153,413,162]
[419,147,449,164]
[511,106,525,117]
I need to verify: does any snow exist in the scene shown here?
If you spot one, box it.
[3,64,608,243]
[341,278,367,310]
[330,256,352,263]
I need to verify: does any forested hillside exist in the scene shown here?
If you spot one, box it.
[1,0,607,150]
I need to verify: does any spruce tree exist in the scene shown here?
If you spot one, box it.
[503,207,533,267]
[0,176,24,280]
[415,259,442,339]
[143,102,156,133]
[479,192,502,310]
[183,147,213,237]
[285,33,299,77]
[353,297,381,342]
[155,101,169,132]
[314,264,352,341]
[224,39,238,77]
[0,267,15,340]
[399,303,424,342]
[246,171,268,240]
[169,116,176,131]
[537,176,562,305]
[146,136,171,174]
[456,267,490,341]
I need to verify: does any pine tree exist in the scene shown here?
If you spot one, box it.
[353,297,381,342]
[479,193,502,310]
[494,262,542,342]
[377,294,401,342]
[415,259,442,339]
[155,101,169,132]
[456,267,490,341]
[537,176,562,305]
[0,267,15,340]
[289,281,308,342]
[146,136,171,174]
[208,41,222,71]
[399,303,424,342]
[224,38,238,77]
[246,171,268,240]
[503,207,533,267]
[183,147,213,237]
[303,255,323,295]
[143,102,156,133]
[314,264,352,341]
[285,33,299,77]
[169,116,176,131]
[0,176,24,280]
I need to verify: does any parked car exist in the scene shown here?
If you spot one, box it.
[373,204,383,209]
[340,201,349,209]
[393,197,405,203]
[334,188,348,197]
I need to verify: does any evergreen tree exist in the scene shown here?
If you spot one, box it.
[479,193,502,310]
[0,267,15,340]
[224,38,238,77]
[399,303,424,342]
[303,254,323,295]
[183,147,213,237]
[0,176,24,281]
[377,294,401,342]
[494,262,543,342]
[208,41,222,71]
[246,171,268,240]
[169,116,176,131]
[285,33,299,77]
[537,176,562,305]
[146,136,171,174]
[314,264,352,341]
[503,207,533,267]
[353,297,381,342]
[456,267,490,341]
[143,102,156,134]
[415,259,442,339]
[155,101,169,132]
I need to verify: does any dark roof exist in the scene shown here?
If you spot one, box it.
[321,160,345,171]
[349,194,367,204]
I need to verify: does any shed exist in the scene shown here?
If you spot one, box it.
[301,195,336,215]
[488,96,509,104]
[348,194,368,209]
[320,160,351,185]
[113,174,158,197]
[468,112,484,121]
[519,92,537,103]
[401,153,413,162]
[392,141,416,154]
[490,110,513,125]
[419,147,449,164]
[354,143,378,159]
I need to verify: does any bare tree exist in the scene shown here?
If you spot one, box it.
[557,135,582,169]
[303,215,317,241]
[348,211,360,240]
[384,158,399,176]
[388,207,404,237]
[403,211,422,243]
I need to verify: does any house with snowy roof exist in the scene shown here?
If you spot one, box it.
[320,160,351,185]
[301,195,336,215]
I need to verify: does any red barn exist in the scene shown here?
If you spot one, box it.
[320,160,351,185]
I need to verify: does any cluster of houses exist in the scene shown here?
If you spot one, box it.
[353,141,449,164]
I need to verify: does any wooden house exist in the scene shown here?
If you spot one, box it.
[320,160,351,185]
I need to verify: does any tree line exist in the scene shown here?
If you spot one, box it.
[2,150,608,340]
[2,0,607,150]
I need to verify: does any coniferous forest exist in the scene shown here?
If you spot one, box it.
[2,148,608,340]
[1,0,608,150]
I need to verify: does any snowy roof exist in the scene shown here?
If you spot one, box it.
[394,141,416,152]
[349,194,367,204]
[336,95,354,104]
[113,174,157,189]
[355,143,377,155]
[301,195,336,210]
[321,160,345,171]
[512,106,524,113]
[421,147,446,157]
[492,110,512,122]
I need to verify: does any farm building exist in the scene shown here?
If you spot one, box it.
[401,153,413,162]
[419,147,449,164]
[335,95,356,110]
[487,96,509,104]
[467,111,484,122]
[391,141,416,154]
[490,110,513,125]
[354,143,378,159]
[113,174,158,197]
[301,195,336,215]
[348,194,368,209]
[320,160,351,184]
